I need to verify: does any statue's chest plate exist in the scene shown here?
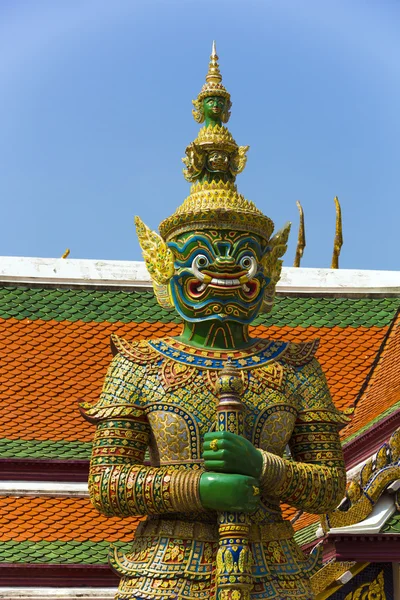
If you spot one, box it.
[143,356,299,465]
[245,365,298,456]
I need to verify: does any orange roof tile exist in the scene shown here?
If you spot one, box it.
[341,311,400,439]
[0,496,141,543]
[0,319,388,444]
[292,511,319,533]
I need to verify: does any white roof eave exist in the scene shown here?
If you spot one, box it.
[0,256,399,295]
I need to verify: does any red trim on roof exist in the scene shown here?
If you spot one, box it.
[0,563,119,586]
[343,408,400,469]
[0,459,89,482]
[330,534,400,562]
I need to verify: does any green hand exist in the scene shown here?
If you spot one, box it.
[203,431,263,479]
[199,472,260,513]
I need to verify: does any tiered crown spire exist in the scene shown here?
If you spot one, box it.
[159,43,276,242]
[180,42,249,189]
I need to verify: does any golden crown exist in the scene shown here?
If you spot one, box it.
[159,181,274,242]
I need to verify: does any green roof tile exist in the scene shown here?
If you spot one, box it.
[293,521,320,546]
[381,512,400,534]
[0,286,398,326]
[0,540,129,564]
[0,438,92,460]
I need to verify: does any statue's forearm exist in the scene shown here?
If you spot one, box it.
[89,463,203,517]
[88,419,203,517]
[259,420,346,513]
[259,450,346,513]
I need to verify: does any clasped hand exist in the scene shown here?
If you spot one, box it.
[199,431,263,513]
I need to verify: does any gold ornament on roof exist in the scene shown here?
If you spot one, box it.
[331,195,343,269]
[293,201,305,267]
[344,571,385,600]
[192,41,232,123]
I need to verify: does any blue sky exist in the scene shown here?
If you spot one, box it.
[1,0,400,270]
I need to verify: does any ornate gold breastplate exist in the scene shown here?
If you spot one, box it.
[117,337,301,466]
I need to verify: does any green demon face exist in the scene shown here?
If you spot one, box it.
[167,229,270,324]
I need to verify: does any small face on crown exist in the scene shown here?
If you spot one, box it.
[193,94,231,125]
[206,150,230,173]
[167,228,271,324]
[203,96,227,126]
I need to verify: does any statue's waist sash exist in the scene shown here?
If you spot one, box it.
[137,516,294,542]
[110,515,321,597]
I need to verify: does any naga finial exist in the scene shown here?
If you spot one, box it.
[331,196,343,269]
[293,201,306,267]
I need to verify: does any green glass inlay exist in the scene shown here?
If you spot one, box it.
[0,540,130,565]
[0,438,92,460]
[0,286,398,327]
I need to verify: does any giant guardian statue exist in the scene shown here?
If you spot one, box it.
[81,44,347,600]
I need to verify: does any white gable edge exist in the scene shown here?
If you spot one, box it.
[0,256,399,295]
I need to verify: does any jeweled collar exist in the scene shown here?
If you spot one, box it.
[148,337,288,370]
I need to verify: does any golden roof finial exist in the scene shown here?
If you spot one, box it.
[293,201,306,267]
[331,196,343,269]
[61,248,70,259]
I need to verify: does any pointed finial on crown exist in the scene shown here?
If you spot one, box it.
[206,41,222,85]
[192,42,232,124]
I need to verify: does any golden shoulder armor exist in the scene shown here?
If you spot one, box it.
[110,334,160,365]
[282,339,320,366]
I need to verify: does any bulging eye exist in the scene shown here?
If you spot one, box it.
[193,254,209,269]
[240,256,255,270]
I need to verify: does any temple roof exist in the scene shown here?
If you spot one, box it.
[342,309,400,444]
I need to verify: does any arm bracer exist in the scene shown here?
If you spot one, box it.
[82,351,203,518]
[259,357,348,514]
[89,418,203,517]
[260,421,346,513]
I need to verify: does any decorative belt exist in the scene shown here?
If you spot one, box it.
[136,517,294,542]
